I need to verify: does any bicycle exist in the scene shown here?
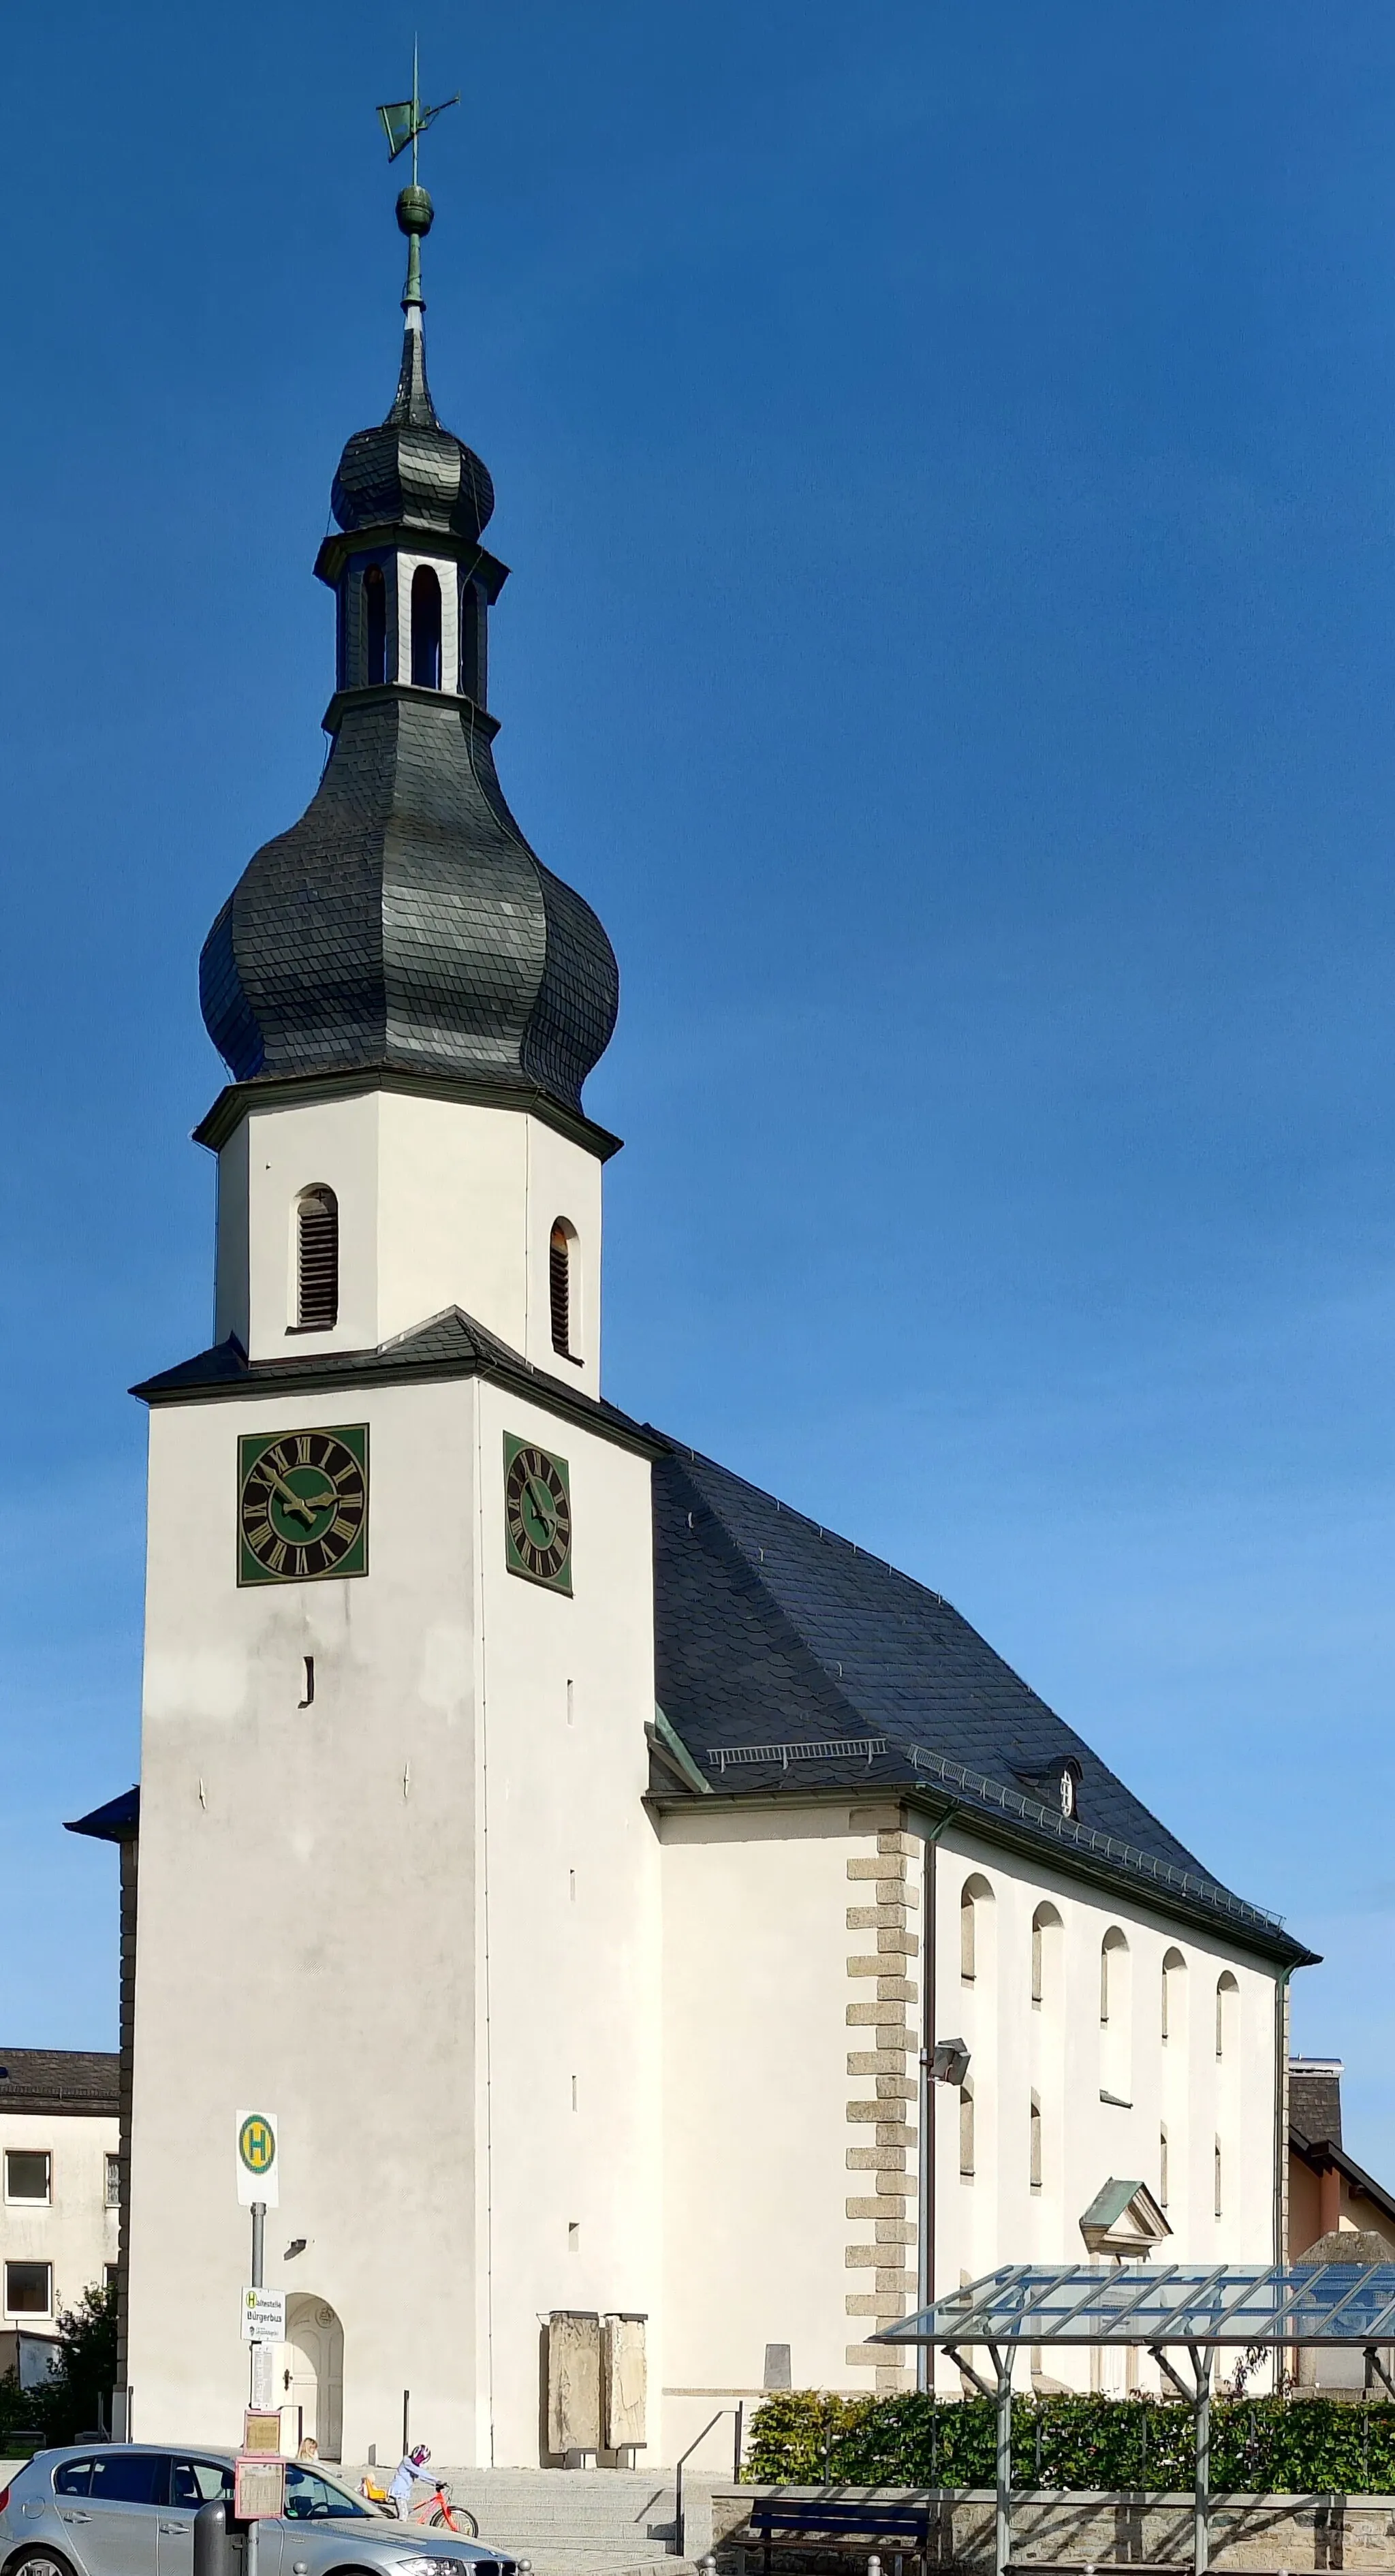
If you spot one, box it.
[358,2477,479,2537]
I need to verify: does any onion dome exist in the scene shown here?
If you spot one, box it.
[331,192,495,541]
[199,699,619,1116]
[198,183,618,1130]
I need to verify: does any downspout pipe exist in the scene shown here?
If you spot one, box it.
[1274,1965,1292,2393]
[917,1812,953,2396]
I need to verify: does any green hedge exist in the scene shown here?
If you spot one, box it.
[744,2390,1395,2493]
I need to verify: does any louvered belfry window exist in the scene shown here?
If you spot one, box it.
[550,1221,571,1357]
[298,1187,339,1330]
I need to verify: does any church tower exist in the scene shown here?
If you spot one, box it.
[124,174,663,2464]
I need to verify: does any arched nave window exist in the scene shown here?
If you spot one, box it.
[1161,1947,1186,2043]
[1100,1926,1129,2025]
[1031,1901,1061,2007]
[959,1874,992,1983]
[1216,1971,1238,2060]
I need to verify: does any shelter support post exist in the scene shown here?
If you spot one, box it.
[1189,2341,1212,2576]
[987,2342,1014,2576]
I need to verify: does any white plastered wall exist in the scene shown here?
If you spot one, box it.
[215,1093,604,1393]
[128,1368,655,2466]
[470,1380,660,2464]
[657,1798,1283,2438]
[127,1378,482,2460]
[923,1821,1281,2394]
[659,1803,871,2470]
[0,2114,118,2327]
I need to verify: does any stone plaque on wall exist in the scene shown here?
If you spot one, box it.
[546,2310,601,2455]
[602,2312,647,2451]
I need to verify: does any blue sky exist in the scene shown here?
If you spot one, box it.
[2,1,1394,2176]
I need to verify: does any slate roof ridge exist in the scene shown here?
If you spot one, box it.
[651,1429,1095,1761]
[655,1447,873,1742]
[651,1432,928,1590]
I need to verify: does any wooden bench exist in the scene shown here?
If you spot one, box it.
[747,2497,934,2571]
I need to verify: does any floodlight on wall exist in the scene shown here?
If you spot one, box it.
[923,2039,971,2087]
[283,2237,307,2260]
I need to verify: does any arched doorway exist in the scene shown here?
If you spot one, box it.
[283,2295,344,2461]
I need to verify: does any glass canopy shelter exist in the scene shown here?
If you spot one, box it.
[875,2264,1395,2576]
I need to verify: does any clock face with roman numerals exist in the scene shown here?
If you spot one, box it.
[238,1425,369,1585]
[504,1435,572,1592]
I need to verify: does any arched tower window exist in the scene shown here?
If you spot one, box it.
[362,565,387,687]
[1159,2123,1170,2210]
[459,575,484,702]
[1029,2092,1042,2191]
[959,2077,975,2178]
[411,566,442,689]
[1214,2135,1223,2219]
[1216,1971,1238,2060]
[550,1220,578,1360]
[296,1187,339,1330]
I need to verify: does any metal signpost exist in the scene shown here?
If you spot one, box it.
[236,2113,281,2410]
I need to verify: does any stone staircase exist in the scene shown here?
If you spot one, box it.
[347,2466,691,2576]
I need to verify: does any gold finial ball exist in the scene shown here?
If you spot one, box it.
[396,185,434,239]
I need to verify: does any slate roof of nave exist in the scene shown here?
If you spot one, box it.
[650,1441,1312,1964]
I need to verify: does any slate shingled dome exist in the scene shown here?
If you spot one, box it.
[200,305,617,1117]
[330,323,495,541]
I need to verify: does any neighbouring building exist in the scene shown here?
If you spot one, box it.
[1289,2058,1395,2258]
[0,2051,119,2383]
[68,168,1317,2470]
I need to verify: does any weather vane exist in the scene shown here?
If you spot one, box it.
[376,40,459,188]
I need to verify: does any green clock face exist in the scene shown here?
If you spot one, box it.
[504,1435,572,1592]
[238,1425,369,1585]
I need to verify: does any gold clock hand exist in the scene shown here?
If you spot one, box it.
[260,1468,336,1525]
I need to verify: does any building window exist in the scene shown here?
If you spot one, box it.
[5,2262,51,2316]
[104,2264,117,2289]
[296,1187,339,1330]
[1216,1971,1238,2060]
[1100,1926,1128,2024]
[1161,1946,1185,2042]
[959,2079,975,2178]
[104,2154,120,2208]
[550,1221,577,1359]
[411,565,442,689]
[960,1883,977,1982]
[1029,2092,1042,2191]
[5,2151,50,2205]
[1031,1901,1061,2007]
[1159,2124,1170,2209]
[1214,2136,1223,2218]
[363,565,387,687]
[460,576,484,702]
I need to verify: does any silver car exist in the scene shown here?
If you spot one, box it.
[0,2449,513,2576]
